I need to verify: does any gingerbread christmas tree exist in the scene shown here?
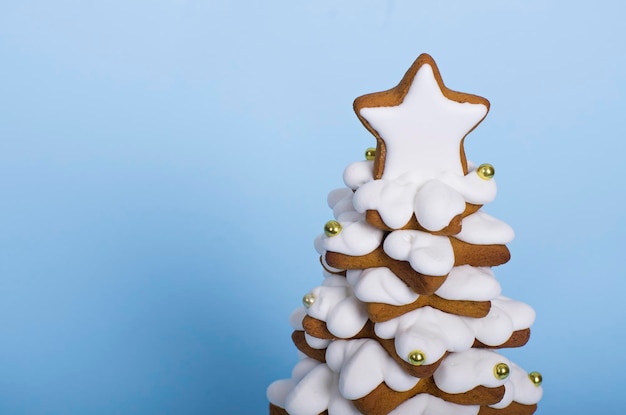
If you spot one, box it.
[267,54,543,415]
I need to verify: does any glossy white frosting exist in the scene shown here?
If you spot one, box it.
[384,230,454,276]
[326,339,419,399]
[389,394,479,415]
[305,273,369,338]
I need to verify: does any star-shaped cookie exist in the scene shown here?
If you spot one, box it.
[354,54,490,181]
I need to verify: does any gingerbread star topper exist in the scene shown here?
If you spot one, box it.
[354,54,490,181]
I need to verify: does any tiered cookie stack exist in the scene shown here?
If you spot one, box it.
[267,54,543,415]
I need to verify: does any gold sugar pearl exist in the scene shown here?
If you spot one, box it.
[494,362,510,380]
[528,371,543,386]
[408,350,426,366]
[324,220,342,237]
[365,147,376,161]
[477,163,495,180]
[302,293,316,308]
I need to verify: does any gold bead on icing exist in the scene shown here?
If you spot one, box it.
[302,293,316,308]
[365,147,376,161]
[324,220,342,237]
[528,371,543,386]
[408,350,426,366]
[494,362,510,380]
[477,163,495,180]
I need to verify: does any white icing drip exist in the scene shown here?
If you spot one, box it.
[336,210,362,223]
[435,266,501,301]
[461,303,515,346]
[321,272,350,287]
[327,187,354,209]
[353,178,420,229]
[433,349,511,394]
[284,363,334,415]
[458,296,535,347]
[306,285,349,320]
[488,362,543,409]
[326,339,420,400]
[414,180,466,232]
[269,358,364,415]
[347,268,419,306]
[267,379,294,408]
[327,388,362,415]
[305,273,369,338]
[316,218,384,257]
[328,187,359,221]
[375,307,474,365]
[267,358,321,407]
[343,160,374,190]
[304,333,331,349]
[384,230,454,276]
[347,265,503,306]
[509,363,543,405]
[359,63,488,181]
[492,296,536,329]
[292,358,323,382]
[352,170,496,230]
[455,211,515,245]
[326,296,369,338]
[439,168,497,205]
[389,394,480,415]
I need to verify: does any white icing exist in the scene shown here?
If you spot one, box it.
[491,296,536,330]
[327,188,356,219]
[459,295,536,348]
[305,273,369,338]
[327,187,354,210]
[461,303,515,346]
[326,339,420,399]
[384,230,454,276]
[315,217,383,257]
[433,349,511,394]
[414,180,466,231]
[267,379,294,408]
[292,358,323,382]
[321,272,350,287]
[454,211,515,245]
[353,177,421,229]
[435,266,501,301]
[489,362,543,409]
[327,389,362,415]
[359,63,488,181]
[374,298,535,366]
[346,265,502,306]
[269,358,367,415]
[347,268,419,306]
[351,169,497,230]
[343,160,374,190]
[439,168,497,205]
[326,296,368,338]
[375,307,474,365]
[509,363,543,405]
[389,394,479,415]
[304,333,331,349]
[267,358,321,407]
[284,363,335,415]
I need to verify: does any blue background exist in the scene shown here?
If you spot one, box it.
[1,1,624,413]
